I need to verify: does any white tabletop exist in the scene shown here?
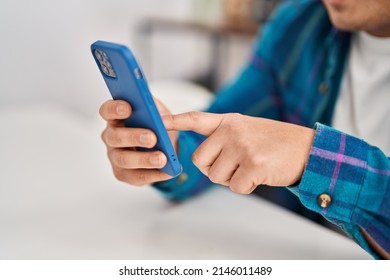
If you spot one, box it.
[0,83,371,259]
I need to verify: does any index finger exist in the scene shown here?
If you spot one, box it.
[163,111,223,136]
[99,100,132,122]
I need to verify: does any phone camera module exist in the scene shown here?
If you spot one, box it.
[95,49,116,78]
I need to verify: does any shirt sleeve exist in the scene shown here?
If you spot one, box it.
[288,123,390,259]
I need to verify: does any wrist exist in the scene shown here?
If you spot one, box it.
[293,126,315,184]
[303,127,315,166]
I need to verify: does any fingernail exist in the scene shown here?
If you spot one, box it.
[116,104,127,115]
[150,155,161,166]
[140,133,150,146]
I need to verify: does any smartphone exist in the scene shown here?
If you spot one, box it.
[91,40,182,177]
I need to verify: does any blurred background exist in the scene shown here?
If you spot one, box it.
[0,0,275,117]
[0,0,370,259]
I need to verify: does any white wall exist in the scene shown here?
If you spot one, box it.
[0,0,252,118]
[0,0,194,117]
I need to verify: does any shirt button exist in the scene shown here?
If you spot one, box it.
[317,194,332,208]
[177,173,188,184]
[319,82,328,95]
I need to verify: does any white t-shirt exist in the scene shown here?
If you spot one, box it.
[332,31,390,156]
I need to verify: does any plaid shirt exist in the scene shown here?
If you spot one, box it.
[154,0,390,259]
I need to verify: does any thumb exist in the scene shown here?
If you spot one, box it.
[162,111,223,136]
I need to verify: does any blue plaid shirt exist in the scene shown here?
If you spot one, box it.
[154,0,390,259]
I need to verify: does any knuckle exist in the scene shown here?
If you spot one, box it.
[240,189,251,195]
[138,131,156,148]
[230,181,256,195]
[235,139,252,155]
[114,151,128,167]
[191,151,203,168]
[209,175,221,185]
[208,171,223,185]
[221,113,242,130]
[248,155,264,168]
[229,182,242,194]
[127,131,138,146]
[225,113,242,124]
[228,112,242,119]
[137,154,150,167]
[188,111,201,122]
[247,184,258,194]
[208,174,217,184]
[222,122,239,135]
[106,129,122,146]
[242,183,257,194]
[229,184,241,193]
[156,152,168,168]
[165,114,175,124]
[134,171,149,186]
[153,153,166,167]
[113,168,126,182]
[232,141,248,159]
[229,180,246,194]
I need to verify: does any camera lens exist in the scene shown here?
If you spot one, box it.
[105,60,113,70]
[109,69,117,78]
[101,64,109,75]
[94,49,103,61]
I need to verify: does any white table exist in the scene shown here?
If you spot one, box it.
[0,82,370,259]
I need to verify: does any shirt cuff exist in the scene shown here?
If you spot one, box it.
[291,123,383,258]
[296,123,367,224]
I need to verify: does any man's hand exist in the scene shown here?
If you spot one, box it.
[164,112,315,194]
[99,98,177,186]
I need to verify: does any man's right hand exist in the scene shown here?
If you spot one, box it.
[99,99,176,186]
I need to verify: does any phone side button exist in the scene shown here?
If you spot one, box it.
[134,68,143,79]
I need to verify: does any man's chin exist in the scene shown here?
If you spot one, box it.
[324,0,348,10]
[323,0,359,31]
[326,9,362,32]
[330,19,358,32]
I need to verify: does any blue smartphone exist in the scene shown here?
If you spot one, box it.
[91,40,182,177]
